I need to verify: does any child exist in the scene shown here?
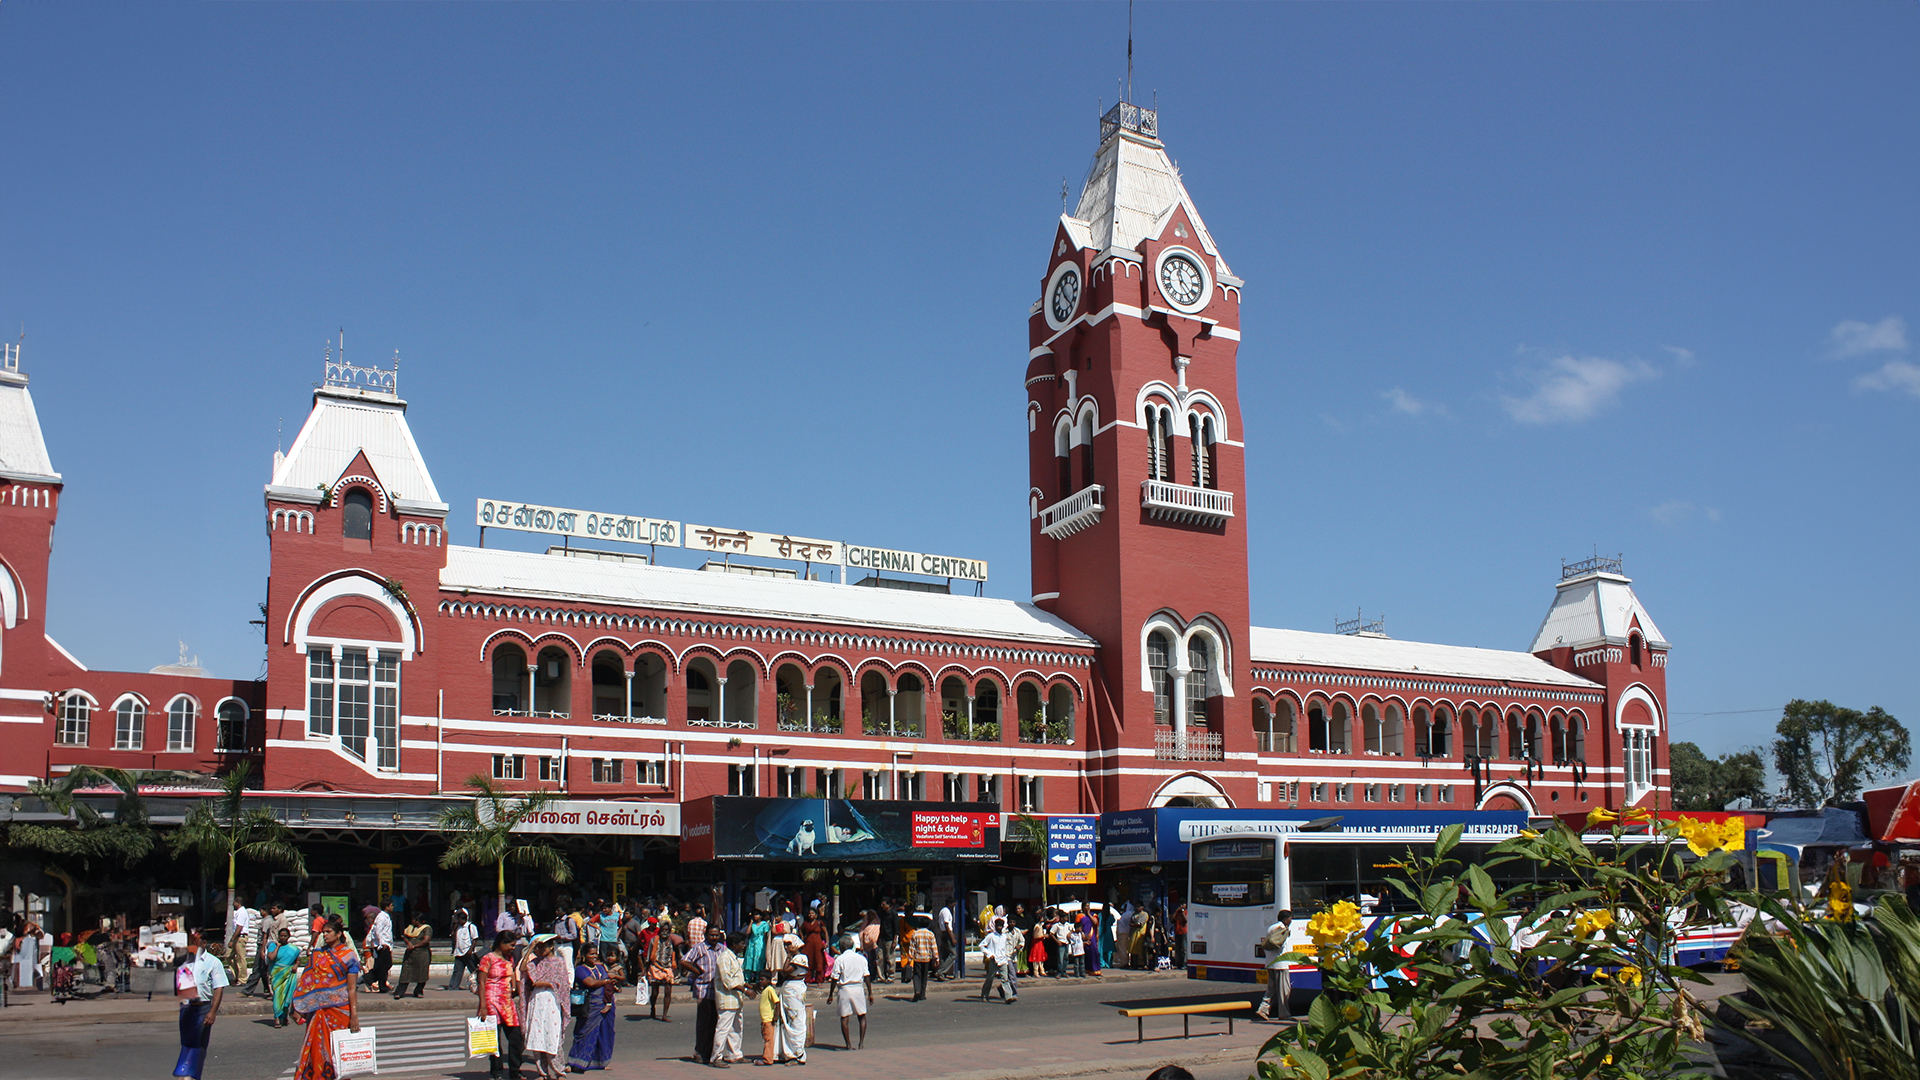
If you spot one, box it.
[756,976,782,1065]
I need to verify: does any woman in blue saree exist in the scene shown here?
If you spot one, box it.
[267,928,301,1027]
[566,943,620,1072]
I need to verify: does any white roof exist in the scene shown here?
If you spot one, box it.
[0,376,59,482]
[269,388,443,507]
[1069,126,1232,276]
[1529,572,1669,652]
[1250,626,1600,690]
[440,546,1095,647]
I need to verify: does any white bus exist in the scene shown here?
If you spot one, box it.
[1183,821,1756,988]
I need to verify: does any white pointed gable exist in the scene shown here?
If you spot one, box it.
[268,387,444,510]
[1068,119,1231,276]
[1530,572,1669,653]
[0,372,59,483]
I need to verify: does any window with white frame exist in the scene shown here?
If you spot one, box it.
[729,763,756,797]
[898,771,924,801]
[309,647,399,768]
[816,767,843,798]
[1308,782,1326,803]
[536,755,560,782]
[215,699,249,752]
[638,757,667,786]
[165,697,196,752]
[1286,781,1300,803]
[1416,784,1431,804]
[493,754,525,780]
[1018,774,1043,813]
[1363,783,1379,803]
[777,766,805,797]
[1437,784,1454,804]
[56,695,90,746]
[1335,782,1352,803]
[1623,727,1655,802]
[1257,781,1272,802]
[1147,632,1173,724]
[114,697,145,750]
[307,650,334,737]
[1185,637,1210,723]
[592,758,623,784]
[1388,783,1404,804]
[861,770,886,800]
[976,774,1001,808]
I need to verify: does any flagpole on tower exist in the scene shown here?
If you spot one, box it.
[1127,0,1133,103]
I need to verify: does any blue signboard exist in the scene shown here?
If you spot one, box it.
[1046,815,1099,874]
[1097,808,1529,866]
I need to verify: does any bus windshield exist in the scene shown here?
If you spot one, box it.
[1192,837,1276,907]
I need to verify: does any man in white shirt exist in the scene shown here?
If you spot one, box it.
[829,939,872,1049]
[225,903,256,986]
[934,902,956,981]
[445,909,479,991]
[1258,908,1294,1021]
[361,899,395,994]
[1051,914,1073,978]
[174,930,228,1080]
[976,918,1015,1003]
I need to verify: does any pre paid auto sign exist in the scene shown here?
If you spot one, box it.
[1046,814,1098,885]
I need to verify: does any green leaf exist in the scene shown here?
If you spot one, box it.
[1288,1048,1331,1080]
[1435,822,1463,860]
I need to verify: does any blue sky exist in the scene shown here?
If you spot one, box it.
[1,3,1914,783]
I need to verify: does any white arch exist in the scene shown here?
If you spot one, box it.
[59,687,100,707]
[1072,397,1099,440]
[0,558,19,630]
[1475,782,1537,815]
[1149,772,1234,809]
[287,572,418,657]
[1138,613,1184,693]
[1178,620,1235,698]
[1135,381,1181,426]
[1613,683,1662,735]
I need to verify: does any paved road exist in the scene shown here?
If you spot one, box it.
[0,972,1275,1080]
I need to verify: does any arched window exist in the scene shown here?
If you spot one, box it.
[1506,711,1527,761]
[1363,703,1383,753]
[891,672,922,737]
[1147,405,1176,481]
[1054,419,1072,498]
[166,697,196,752]
[1570,714,1586,764]
[1255,699,1295,753]
[1186,637,1210,724]
[1189,415,1207,487]
[491,643,528,714]
[973,679,1001,734]
[56,695,90,746]
[216,699,250,752]
[114,697,145,750]
[1329,701,1351,753]
[1629,632,1643,668]
[1384,704,1404,756]
[1201,415,1219,489]
[686,660,716,724]
[1623,727,1655,802]
[1147,632,1173,724]
[1078,413,1096,490]
[1308,700,1329,752]
[1273,698,1296,752]
[727,659,762,730]
[342,488,374,540]
[1550,713,1568,763]
[533,647,572,717]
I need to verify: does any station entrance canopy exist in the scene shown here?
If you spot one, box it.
[680,796,1002,862]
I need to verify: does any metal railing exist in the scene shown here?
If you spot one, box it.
[686,718,756,730]
[1101,101,1158,141]
[494,708,570,719]
[1039,484,1105,540]
[1141,479,1233,527]
[1561,553,1624,579]
[1154,728,1224,761]
[593,713,668,726]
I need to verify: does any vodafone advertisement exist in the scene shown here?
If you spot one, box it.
[680,796,1001,862]
[911,811,996,849]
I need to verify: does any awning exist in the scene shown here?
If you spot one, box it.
[1863,781,1920,844]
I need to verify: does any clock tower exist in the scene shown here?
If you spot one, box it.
[1027,102,1254,809]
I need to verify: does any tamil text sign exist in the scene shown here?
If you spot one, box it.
[496,799,680,838]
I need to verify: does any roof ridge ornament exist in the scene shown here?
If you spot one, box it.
[1100,100,1157,143]
[1560,553,1624,580]
[320,329,400,397]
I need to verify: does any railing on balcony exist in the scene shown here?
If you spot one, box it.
[1155,728,1225,761]
[495,708,570,720]
[1141,479,1233,528]
[1039,484,1105,539]
[687,717,757,730]
[593,713,668,726]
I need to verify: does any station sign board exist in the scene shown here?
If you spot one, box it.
[484,799,680,838]
[1047,814,1099,885]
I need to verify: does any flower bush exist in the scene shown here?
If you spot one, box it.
[1257,815,1748,1080]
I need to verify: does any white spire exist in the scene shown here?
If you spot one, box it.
[1065,103,1232,277]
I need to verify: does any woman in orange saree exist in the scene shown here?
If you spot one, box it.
[291,915,361,1080]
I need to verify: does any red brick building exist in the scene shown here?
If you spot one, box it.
[3,102,1671,838]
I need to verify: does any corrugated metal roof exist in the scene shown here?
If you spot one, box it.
[0,381,59,481]
[1529,573,1669,652]
[440,546,1095,647]
[1069,129,1231,276]
[269,389,441,504]
[1250,626,1600,690]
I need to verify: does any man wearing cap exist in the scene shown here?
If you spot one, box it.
[904,912,938,1002]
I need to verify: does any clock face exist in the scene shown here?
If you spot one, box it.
[1159,255,1205,308]
[1050,268,1080,323]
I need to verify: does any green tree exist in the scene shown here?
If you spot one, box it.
[1004,813,1051,906]
[168,761,308,933]
[1668,741,1768,811]
[8,764,154,866]
[1773,699,1911,807]
[435,776,573,917]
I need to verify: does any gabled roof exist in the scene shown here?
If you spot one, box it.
[1068,121,1232,276]
[0,373,60,483]
[1250,626,1601,691]
[268,387,444,509]
[1529,571,1669,653]
[440,546,1095,648]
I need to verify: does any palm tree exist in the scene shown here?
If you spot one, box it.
[435,776,572,922]
[8,766,154,933]
[168,761,307,935]
[1005,813,1051,907]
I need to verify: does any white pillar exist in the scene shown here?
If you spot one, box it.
[966,695,975,741]
[717,676,728,728]
[804,684,814,733]
[527,664,537,716]
[624,671,634,719]
[887,688,898,737]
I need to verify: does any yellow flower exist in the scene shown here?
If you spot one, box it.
[1585,807,1619,829]
[1342,1002,1361,1021]
[1602,1054,1613,1065]
[1519,829,1541,839]
[1306,900,1365,956]
[1615,965,1643,986]
[1572,909,1615,938]
[1827,881,1855,921]
[1623,807,1654,823]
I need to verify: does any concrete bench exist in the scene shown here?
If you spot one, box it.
[1116,999,1256,1043]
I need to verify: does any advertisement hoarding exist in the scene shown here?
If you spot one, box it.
[680,796,1002,862]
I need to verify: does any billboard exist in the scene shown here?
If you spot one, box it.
[1098,808,1530,866]
[679,796,1002,862]
[1047,815,1099,885]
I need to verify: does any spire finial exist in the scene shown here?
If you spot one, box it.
[1060,177,1070,213]
[1126,0,1134,103]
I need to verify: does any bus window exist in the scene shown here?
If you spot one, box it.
[1358,843,1434,912]
[1191,838,1276,907]
[1290,844,1359,910]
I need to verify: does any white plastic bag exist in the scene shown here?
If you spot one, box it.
[330,1025,378,1077]
[635,978,651,1006]
[467,1017,498,1058]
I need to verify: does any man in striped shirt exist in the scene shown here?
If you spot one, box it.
[905,913,938,1002]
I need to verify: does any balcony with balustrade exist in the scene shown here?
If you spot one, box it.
[1154,727,1225,761]
[1141,479,1233,529]
[1040,484,1105,539]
